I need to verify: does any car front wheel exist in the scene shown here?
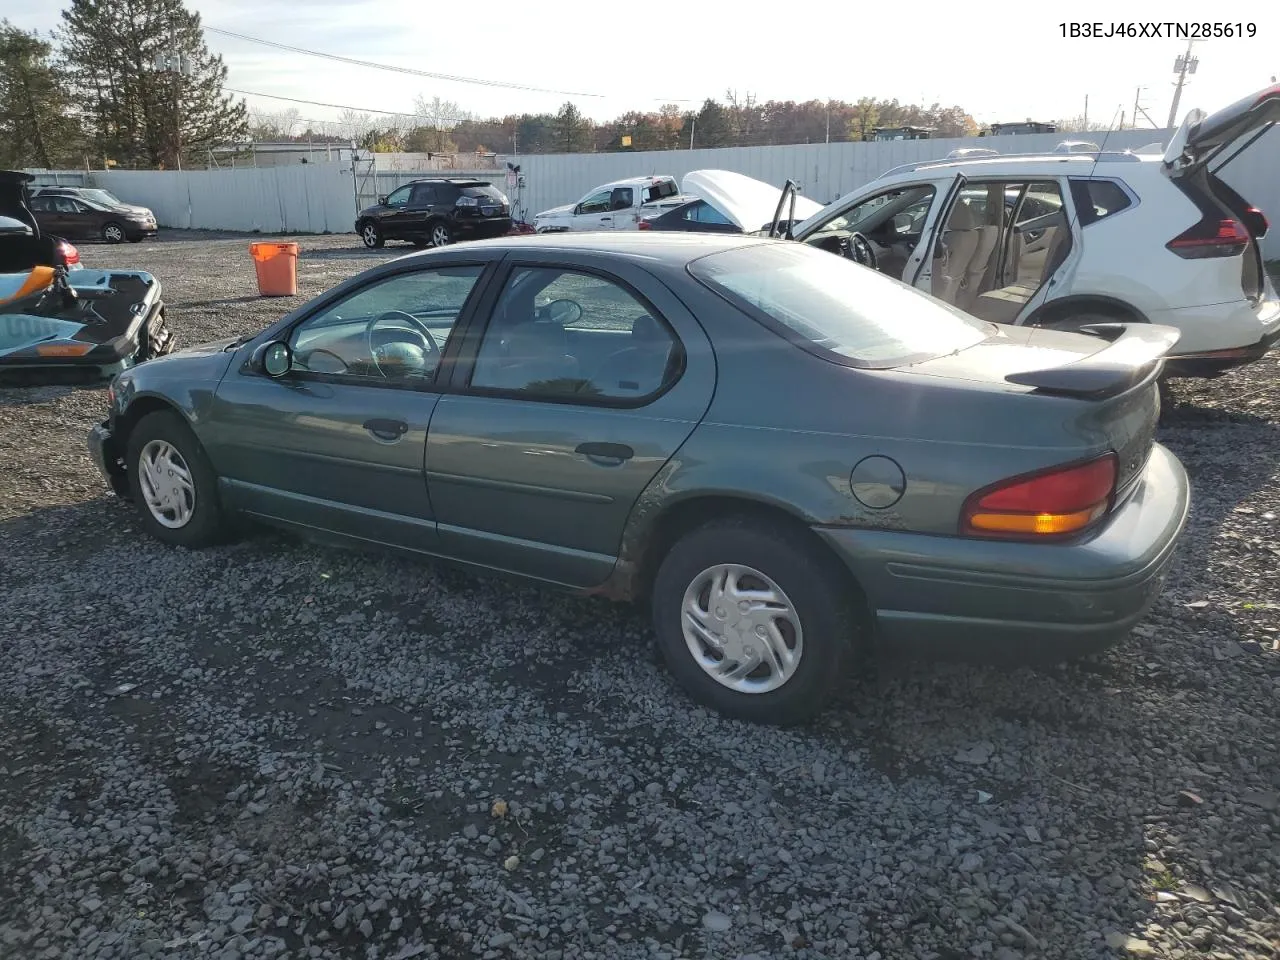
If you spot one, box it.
[651,517,861,725]
[125,410,230,548]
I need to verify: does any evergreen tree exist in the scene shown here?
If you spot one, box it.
[0,21,79,169]
[58,0,246,168]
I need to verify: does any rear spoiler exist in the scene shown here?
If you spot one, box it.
[1004,323,1181,399]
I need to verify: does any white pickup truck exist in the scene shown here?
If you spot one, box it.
[533,175,691,232]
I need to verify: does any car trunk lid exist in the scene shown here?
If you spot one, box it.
[899,323,1177,495]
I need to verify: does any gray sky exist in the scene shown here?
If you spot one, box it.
[6,0,1276,129]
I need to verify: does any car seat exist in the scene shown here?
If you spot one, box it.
[590,314,672,396]
[477,320,580,391]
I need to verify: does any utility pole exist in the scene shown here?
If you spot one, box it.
[689,117,696,150]
[1083,94,1088,130]
[1167,40,1199,129]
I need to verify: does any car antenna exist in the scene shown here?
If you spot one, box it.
[1086,105,1122,180]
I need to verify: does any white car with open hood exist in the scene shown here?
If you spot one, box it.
[738,83,1280,380]
[533,176,689,232]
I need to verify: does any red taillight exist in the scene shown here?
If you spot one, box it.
[637,219,652,230]
[1167,216,1250,259]
[58,240,81,266]
[1242,206,1269,238]
[961,453,1118,539]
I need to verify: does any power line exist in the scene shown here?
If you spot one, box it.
[208,26,606,99]
[226,87,475,124]
[207,26,692,103]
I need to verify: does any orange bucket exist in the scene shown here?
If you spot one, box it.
[250,241,298,296]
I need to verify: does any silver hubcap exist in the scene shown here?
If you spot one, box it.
[105,226,123,242]
[138,440,195,529]
[681,564,803,694]
[432,225,449,246]
[363,226,378,245]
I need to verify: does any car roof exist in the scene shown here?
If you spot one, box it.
[406,178,492,186]
[405,230,768,265]
[600,175,677,189]
[874,152,1161,183]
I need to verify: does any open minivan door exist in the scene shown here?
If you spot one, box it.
[1163,84,1280,177]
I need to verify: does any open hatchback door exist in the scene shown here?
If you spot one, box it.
[682,170,823,235]
[1163,83,1280,176]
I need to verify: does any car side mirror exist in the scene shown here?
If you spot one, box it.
[377,195,388,205]
[253,340,293,377]
[543,299,582,326]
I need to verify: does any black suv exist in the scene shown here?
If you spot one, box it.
[356,179,511,249]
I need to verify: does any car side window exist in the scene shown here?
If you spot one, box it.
[578,189,612,215]
[469,267,680,402]
[409,184,436,207]
[29,197,51,212]
[1069,178,1133,226]
[688,202,732,225]
[610,187,634,211]
[284,265,484,387]
[385,186,411,208]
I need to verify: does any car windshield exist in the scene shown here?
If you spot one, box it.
[77,189,123,206]
[689,242,992,368]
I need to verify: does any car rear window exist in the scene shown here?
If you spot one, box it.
[689,242,992,368]
[459,185,502,198]
[643,180,679,203]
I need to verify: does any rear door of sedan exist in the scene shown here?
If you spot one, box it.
[424,251,716,587]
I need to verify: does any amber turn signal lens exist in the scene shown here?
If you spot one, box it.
[966,502,1108,536]
[36,343,93,357]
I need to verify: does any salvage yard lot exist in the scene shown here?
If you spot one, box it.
[1,232,1278,960]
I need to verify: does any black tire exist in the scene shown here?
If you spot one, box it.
[360,221,385,249]
[651,517,862,725]
[127,235,144,243]
[102,221,126,244]
[125,410,229,548]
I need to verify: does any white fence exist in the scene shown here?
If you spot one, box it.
[25,125,1280,257]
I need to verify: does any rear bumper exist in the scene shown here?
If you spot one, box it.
[454,217,513,239]
[814,443,1190,660]
[1156,296,1280,376]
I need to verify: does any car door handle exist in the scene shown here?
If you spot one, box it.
[364,418,408,442]
[576,441,633,464]
[600,217,611,221]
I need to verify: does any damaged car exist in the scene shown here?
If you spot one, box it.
[1,171,174,383]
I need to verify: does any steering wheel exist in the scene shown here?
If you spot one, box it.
[364,310,440,379]
[841,232,878,270]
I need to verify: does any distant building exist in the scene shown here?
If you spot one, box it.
[870,125,935,141]
[981,121,1058,137]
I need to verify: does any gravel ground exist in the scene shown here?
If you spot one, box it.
[1,233,1279,960]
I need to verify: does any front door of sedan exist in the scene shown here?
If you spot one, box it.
[202,262,491,552]
[425,257,716,587]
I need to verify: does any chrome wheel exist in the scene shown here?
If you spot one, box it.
[137,440,196,529]
[103,223,125,243]
[362,224,380,247]
[431,223,451,247]
[681,563,804,694]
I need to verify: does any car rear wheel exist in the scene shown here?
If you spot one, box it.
[651,517,861,725]
[360,221,384,249]
[125,410,229,548]
[429,221,453,247]
[102,222,126,244]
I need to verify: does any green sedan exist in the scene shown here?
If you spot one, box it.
[88,233,1190,725]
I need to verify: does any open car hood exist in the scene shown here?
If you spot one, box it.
[681,170,822,232]
[1163,83,1280,173]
